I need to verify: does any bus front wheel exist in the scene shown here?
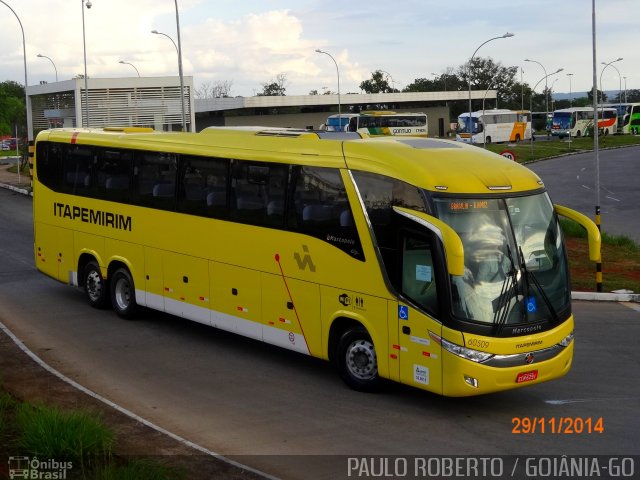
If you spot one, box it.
[336,326,380,392]
[83,260,109,309]
[110,267,138,319]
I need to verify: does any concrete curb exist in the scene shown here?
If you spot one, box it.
[572,291,640,303]
[0,182,32,196]
[2,181,637,303]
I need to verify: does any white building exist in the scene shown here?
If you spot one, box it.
[26,76,195,134]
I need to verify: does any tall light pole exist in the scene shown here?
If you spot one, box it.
[81,0,92,127]
[152,28,186,131]
[623,76,628,103]
[466,32,514,142]
[602,61,622,133]
[599,57,622,105]
[174,0,187,131]
[566,73,574,106]
[591,0,602,292]
[525,58,557,133]
[118,60,140,77]
[0,0,32,179]
[529,68,564,151]
[37,54,58,82]
[380,69,395,92]
[315,49,341,129]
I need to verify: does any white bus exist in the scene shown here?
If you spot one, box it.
[456,109,531,144]
[551,107,617,138]
[325,111,428,137]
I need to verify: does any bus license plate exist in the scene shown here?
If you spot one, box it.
[516,370,538,384]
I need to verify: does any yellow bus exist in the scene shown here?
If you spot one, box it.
[33,127,600,396]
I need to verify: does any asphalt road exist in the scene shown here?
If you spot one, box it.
[527,145,640,242]
[1,187,639,480]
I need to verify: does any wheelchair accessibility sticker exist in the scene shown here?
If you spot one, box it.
[398,305,409,320]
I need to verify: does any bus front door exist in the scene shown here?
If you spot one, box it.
[397,231,443,394]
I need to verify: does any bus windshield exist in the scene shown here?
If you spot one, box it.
[552,112,572,130]
[434,193,570,326]
[457,116,479,134]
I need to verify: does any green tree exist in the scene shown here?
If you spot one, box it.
[359,70,394,94]
[612,89,640,103]
[458,57,519,111]
[587,88,607,103]
[0,80,26,136]
[402,77,438,93]
[258,73,287,96]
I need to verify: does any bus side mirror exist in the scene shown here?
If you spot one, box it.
[392,207,465,276]
[554,204,602,262]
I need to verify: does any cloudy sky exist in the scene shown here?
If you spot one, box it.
[0,0,637,97]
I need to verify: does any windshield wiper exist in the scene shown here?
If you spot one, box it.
[493,245,520,334]
[518,247,560,324]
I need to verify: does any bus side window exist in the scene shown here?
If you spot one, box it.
[230,160,288,227]
[178,155,229,219]
[289,166,364,260]
[62,145,93,195]
[35,141,63,191]
[133,151,177,210]
[94,148,132,203]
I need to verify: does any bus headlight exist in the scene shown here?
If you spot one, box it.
[435,335,494,363]
[559,331,574,347]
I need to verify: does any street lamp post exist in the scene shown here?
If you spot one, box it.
[599,57,622,105]
[466,32,514,143]
[529,68,564,152]
[118,60,140,77]
[37,54,58,82]
[0,0,32,181]
[525,58,560,135]
[600,58,624,132]
[315,49,341,129]
[174,0,187,131]
[81,0,92,128]
[152,27,186,131]
[380,70,395,92]
[623,76,627,103]
[567,73,574,106]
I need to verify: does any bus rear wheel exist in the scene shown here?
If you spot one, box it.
[514,134,521,143]
[110,267,138,319]
[336,326,380,392]
[83,260,109,309]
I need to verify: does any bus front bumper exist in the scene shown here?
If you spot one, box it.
[442,341,573,397]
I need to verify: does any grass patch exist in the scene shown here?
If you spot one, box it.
[0,383,186,479]
[483,134,640,163]
[16,403,113,463]
[560,219,640,292]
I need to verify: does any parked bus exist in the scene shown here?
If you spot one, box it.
[456,109,531,144]
[551,107,617,138]
[33,126,600,397]
[325,111,428,137]
[323,114,358,132]
[621,103,640,135]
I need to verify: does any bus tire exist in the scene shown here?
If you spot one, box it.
[486,136,492,144]
[336,326,380,392]
[514,134,521,143]
[576,130,582,138]
[110,267,138,319]
[83,260,109,309]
